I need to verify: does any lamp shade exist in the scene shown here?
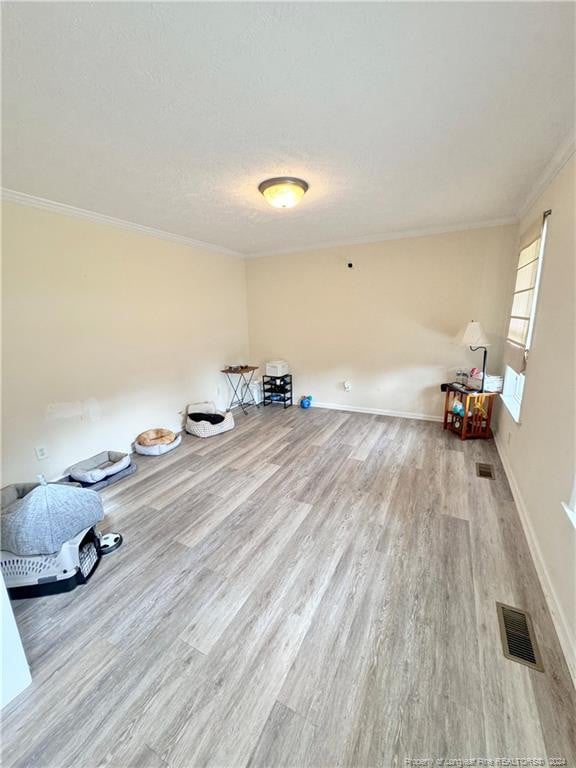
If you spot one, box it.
[455,321,490,347]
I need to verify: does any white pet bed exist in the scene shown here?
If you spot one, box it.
[134,433,182,456]
[68,451,131,485]
[185,401,235,438]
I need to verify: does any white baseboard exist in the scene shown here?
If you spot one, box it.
[311,401,442,422]
[495,435,576,688]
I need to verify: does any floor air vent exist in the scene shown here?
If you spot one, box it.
[476,462,494,479]
[497,603,544,672]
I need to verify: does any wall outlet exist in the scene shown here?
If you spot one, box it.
[343,381,352,392]
[35,446,48,461]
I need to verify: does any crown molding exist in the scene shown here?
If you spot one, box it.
[245,216,518,259]
[1,188,243,258]
[14,159,576,260]
[516,134,576,221]
[4,136,574,260]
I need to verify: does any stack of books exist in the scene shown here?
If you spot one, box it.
[467,374,504,393]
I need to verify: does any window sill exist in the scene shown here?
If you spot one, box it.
[500,394,522,424]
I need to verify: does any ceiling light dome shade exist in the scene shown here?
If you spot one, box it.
[258,177,309,209]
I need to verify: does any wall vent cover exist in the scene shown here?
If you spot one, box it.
[496,602,544,672]
[476,462,494,479]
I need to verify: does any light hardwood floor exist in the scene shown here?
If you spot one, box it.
[2,407,575,767]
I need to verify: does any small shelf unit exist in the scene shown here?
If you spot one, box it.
[442,383,496,440]
[262,374,293,409]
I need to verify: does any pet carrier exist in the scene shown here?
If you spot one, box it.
[0,526,103,599]
[1,481,124,599]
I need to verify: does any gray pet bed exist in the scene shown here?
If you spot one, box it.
[67,451,131,484]
[60,461,137,491]
[0,482,104,556]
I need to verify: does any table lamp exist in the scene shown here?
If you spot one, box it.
[455,321,490,392]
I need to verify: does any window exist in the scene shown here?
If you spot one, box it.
[502,366,525,423]
[501,211,550,422]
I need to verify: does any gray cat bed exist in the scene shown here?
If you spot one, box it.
[60,461,137,491]
[67,451,131,485]
[0,482,104,556]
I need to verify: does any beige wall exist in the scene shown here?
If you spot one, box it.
[246,225,516,418]
[495,154,576,677]
[1,202,249,484]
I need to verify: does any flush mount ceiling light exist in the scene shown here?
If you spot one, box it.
[258,177,309,209]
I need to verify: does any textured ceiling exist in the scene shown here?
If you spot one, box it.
[2,2,575,256]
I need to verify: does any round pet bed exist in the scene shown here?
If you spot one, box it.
[185,402,234,438]
[134,433,182,456]
[136,428,176,446]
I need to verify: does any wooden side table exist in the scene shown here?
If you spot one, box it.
[221,366,259,414]
[441,383,497,440]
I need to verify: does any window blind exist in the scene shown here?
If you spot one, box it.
[504,211,550,373]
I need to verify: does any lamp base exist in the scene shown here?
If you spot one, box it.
[469,346,488,392]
